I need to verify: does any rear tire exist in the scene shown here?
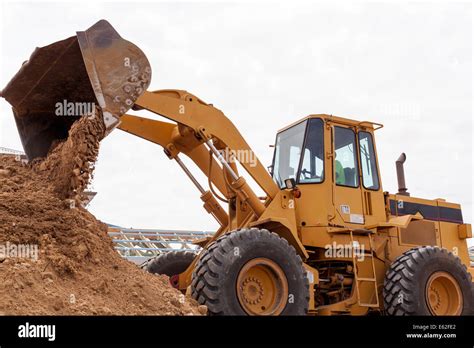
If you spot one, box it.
[191,228,309,316]
[383,246,474,316]
[146,251,196,277]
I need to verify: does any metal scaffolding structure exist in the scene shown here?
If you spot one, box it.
[0,147,25,155]
[108,226,214,264]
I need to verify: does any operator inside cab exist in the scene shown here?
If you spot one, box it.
[334,126,359,188]
[335,153,346,185]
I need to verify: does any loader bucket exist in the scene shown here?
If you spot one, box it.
[1,19,151,160]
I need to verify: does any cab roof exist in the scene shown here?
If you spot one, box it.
[277,114,383,133]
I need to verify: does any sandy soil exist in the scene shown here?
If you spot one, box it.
[0,113,204,315]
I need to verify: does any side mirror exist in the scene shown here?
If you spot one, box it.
[267,165,273,176]
[284,178,296,190]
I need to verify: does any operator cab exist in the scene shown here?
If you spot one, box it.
[271,115,384,227]
[272,118,324,188]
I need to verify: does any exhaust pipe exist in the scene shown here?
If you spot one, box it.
[396,153,409,196]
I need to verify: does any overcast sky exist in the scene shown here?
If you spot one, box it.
[0,1,472,246]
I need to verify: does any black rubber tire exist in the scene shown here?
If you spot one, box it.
[191,228,309,315]
[383,246,474,316]
[146,251,196,276]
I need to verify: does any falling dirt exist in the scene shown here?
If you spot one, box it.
[32,107,105,203]
[0,114,203,315]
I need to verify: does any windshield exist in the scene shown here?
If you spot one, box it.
[272,121,307,188]
[272,118,324,188]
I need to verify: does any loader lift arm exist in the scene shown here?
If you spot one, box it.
[118,89,280,237]
[134,89,278,198]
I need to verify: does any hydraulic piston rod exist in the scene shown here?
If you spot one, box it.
[205,140,265,217]
[174,154,228,227]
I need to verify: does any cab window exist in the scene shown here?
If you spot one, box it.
[334,126,359,188]
[358,131,380,190]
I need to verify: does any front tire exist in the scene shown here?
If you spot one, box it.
[383,246,474,316]
[191,228,309,315]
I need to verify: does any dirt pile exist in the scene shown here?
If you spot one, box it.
[0,115,203,315]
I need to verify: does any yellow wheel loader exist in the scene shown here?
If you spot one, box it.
[2,20,473,316]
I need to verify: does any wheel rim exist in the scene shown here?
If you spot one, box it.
[425,271,463,316]
[236,258,288,315]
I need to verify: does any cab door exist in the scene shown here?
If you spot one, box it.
[357,130,386,226]
[332,125,365,225]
